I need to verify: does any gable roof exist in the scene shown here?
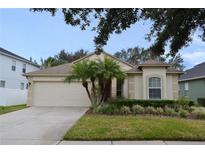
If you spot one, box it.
[127,60,183,74]
[126,66,142,73]
[126,65,183,74]
[25,52,183,77]
[138,60,171,67]
[24,52,133,76]
[24,63,72,77]
[73,51,134,67]
[0,47,40,67]
[25,51,133,77]
[179,62,205,81]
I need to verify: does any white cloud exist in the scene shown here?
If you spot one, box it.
[182,50,205,69]
[192,35,205,47]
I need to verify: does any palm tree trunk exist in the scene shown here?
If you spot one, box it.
[103,78,111,102]
[82,82,92,103]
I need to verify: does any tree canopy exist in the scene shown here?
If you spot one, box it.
[40,49,88,68]
[31,8,205,56]
[114,47,185,70]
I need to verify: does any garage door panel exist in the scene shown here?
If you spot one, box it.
[32,82,90,106]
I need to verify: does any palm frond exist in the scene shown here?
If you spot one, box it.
[64,74,80,83]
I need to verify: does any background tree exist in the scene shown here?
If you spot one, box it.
[114,47,165,65]
[168,54,185,71]
[40,49,88,68]
[31,8,205,56]
[114,47,185,70]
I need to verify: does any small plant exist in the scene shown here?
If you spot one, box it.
[120,106,131,115]
[145,106,157,115]
[164,106,178,116]
[197,98,205,107]
[179,109,189,118]
[132,105,145,114]
[156,107,164,115]
[176,97,195,109]
[97,104,117,115]
[192,107,205,119]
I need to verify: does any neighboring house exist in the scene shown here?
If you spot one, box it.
[179,62,205,102]
[0,47,40,106]
[25,51,183,107]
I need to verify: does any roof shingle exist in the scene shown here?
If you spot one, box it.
[179,62,205,81]
[25,63,72,76]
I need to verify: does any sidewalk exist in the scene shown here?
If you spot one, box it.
[59,141,205,145]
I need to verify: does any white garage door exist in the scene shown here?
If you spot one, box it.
[32,81,90,106]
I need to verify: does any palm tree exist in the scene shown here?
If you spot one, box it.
[65,60,93,104]
[95,57,126,102]
[65,57,126,107]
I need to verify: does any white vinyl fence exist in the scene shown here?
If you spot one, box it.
[0,87,27,106]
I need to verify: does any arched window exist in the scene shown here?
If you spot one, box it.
[148,77,161,99]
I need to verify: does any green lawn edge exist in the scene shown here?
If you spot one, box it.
[64,114,205,141]
[0,104,28,115]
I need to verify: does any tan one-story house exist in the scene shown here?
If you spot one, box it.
[24,51,183,107]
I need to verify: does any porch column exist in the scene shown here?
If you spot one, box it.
[111,78,117,98]
[123,78,128,98]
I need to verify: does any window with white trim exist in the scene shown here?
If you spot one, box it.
[11,60,16,71]
[148,77,161,99]
[22,63,26,73]
[185,82,189,91]
[0,80,5,88]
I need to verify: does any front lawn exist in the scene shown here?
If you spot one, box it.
[64,114,205,141]
[0,104,27,115]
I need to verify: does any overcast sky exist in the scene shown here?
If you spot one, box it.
[1,8,205,69]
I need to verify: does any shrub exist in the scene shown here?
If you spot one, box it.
[179,109,189,118]
[132,105,145,114]
[120,106,131,115]
[192,107,205,119]
[164,106,178,116]
[108,99,177,108]
[97,104,117,115]
[197,98,205,107]
[156,107,164,115]
[176,97,195,109]
[189,106,198,112]
[145,106,157,115]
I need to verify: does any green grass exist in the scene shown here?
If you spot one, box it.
[64,114,205,141]
[0,104,27,115]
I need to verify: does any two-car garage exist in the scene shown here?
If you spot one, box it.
[31,81,90,107]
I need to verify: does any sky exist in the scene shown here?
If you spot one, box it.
[1,8,205,69]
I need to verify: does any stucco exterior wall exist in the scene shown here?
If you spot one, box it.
[79,52,132,71]
[166,74,179,100]
[142,67,167,99]
[127,68,179,100]
[128,74,143,99]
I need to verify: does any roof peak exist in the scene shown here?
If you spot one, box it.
[139,60,170,66]
[0,47,39,67]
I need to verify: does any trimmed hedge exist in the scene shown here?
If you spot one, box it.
[198,98,205,107]
[108,99,194,108]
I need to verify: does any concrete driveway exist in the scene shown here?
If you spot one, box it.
[0,107,88,145]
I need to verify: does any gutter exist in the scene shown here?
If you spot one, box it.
[178,76,205,82]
